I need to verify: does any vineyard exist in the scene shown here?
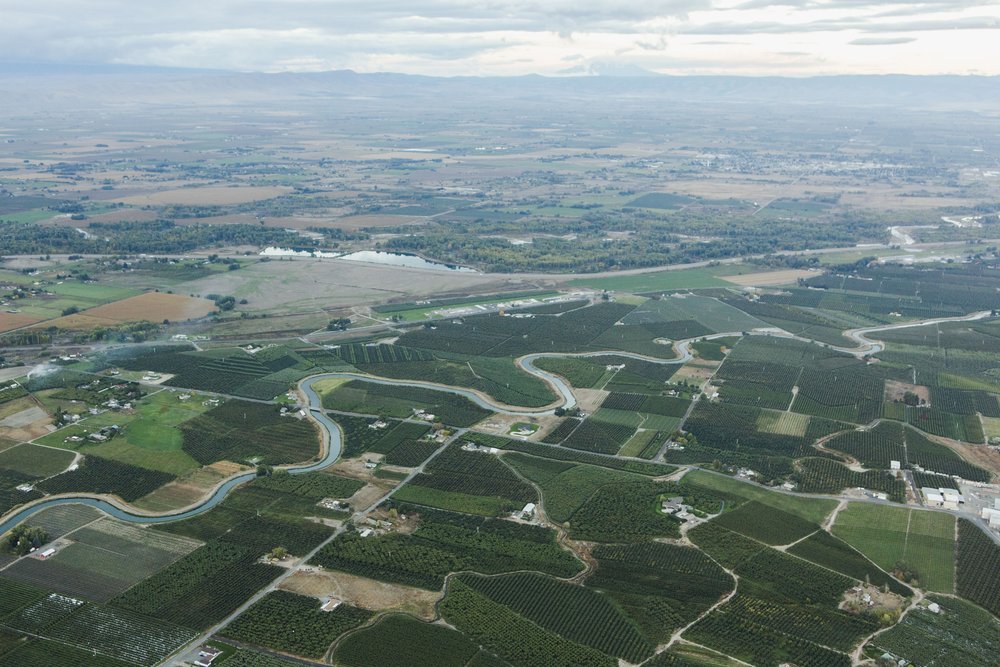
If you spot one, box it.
[712,501,818,546]
[382,439,440,466]
[332,342,433,365]
[221,590,371,658]
[873,595,1000,667]
[322,380,492,427]
[439,579,616,667]
[36,455,174,502]
[332,613,483,667]
[561,418,636,454]
[568,480,682,542]
[456,572,654,663]
[111,540,285,629]
[956,519,1000,617]
[463,431,674,475]
[587,542,733,642]
[832,504,956,593]
[787,530,911,596]
[309,507,581,589]
[505,456,644,523]
[793,458,906,502]
[251,470,363,499]
[396,445,536,515]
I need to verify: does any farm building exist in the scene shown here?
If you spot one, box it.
[922,487,964,508]
[521,503,536,520]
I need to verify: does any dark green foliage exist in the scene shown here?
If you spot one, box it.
[36,456,174,502]
[588,542,733,643]
[873,595,1000,667]
[793,458,906,502]
[911,471,958,489]
[397,302,635,357]
[458,572,654,663]
[333,614,481,667]
[787,530,911,596]
[0,578,48,618]
[542,417,582,443]
[464,432,674,475]
[687,523,766,569]
[569,481,681,542]
[180,399,319,466]
[334,415,429,458]
[324,380,491,427]
[383,439,440,466]
[222,590,371,658]
[823,422,906,469]
[712,501,818,546]
[440,580,615,667]
[904,427,990,481]
[0,468,44,517]
[0,638,135,667]
[405,444,535,505]
[42,604,197,666]
[223,650,301,666]
[3,593,85,634]
[602,392,690,417]
[251,470,363,499]
[111,541,284,629]
[736,549,855,607]
[332,342,434,364]
[218,514,333,556]
[956,519,1000,618]
[562,418,636,454]
[310,507,580,589]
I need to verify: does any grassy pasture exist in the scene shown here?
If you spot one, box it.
[756,410,809,437]
[0,443,75,477]
[569,267,736,293]
[682,469,836,524]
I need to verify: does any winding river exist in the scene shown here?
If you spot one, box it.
[0,311,991,535]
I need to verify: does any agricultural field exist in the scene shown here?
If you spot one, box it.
[393,445,535,516]
[320,379,491,427]
[2,518,201,601]
[309,506,581,590]
[832,503,956,592]
[333,613,486,667]
[38,292,216,330]
[221,590,371,658]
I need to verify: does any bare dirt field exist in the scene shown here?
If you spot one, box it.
[113,185,293,206]
[575,388,610,413]
[722,269,819,287]
[40,292,216,329]
[280,568,439,619]
[0,312,44,333]
[176,258,507,314]
[884,380,931,405]
[0,404,54,441]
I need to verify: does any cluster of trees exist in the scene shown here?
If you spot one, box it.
[4,525,48,556]
[0,220,309,255]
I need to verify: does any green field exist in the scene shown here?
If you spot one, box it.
[832,503,955,592]
[570,267,738,293]
[0,444,75,477]
[682,469,837,524]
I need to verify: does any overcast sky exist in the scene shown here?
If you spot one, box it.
[5,0,1000,76]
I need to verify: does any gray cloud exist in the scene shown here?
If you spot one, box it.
[850,36,918,44]
[0,0,994,74]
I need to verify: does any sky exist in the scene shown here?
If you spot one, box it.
[4,0,1000,76]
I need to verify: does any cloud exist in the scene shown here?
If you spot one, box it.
[0,0,996,75]
[850,36,917,44]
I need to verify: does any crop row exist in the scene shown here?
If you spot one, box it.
[457,572,653,663]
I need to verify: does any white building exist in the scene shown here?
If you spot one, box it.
[521,503,536,520]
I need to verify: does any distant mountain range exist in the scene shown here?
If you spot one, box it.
[1,62,997,111]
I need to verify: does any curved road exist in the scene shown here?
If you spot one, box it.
[0,310,993,535]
